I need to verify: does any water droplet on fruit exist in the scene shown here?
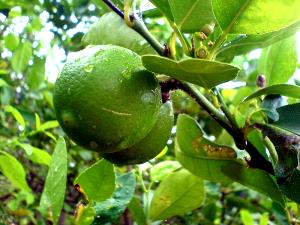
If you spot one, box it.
[90,141,98,149]
[67,87,71,94]
[121,68,131,79]
[141,92,154,104]
[84,64,94,73]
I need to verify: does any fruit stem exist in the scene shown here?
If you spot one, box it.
[101,0,168,56]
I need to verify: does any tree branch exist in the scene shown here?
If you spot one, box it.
[100,0,274,173]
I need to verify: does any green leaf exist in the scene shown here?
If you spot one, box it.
[128,197,147,225]
[28,147,52,166]
[74,204,96,225]
[244,84,300,102]
[38,120,59,131]
[82,12,156,55]
[240,209,255,225]
[149,169,205,221]
[39,137,67,224]
[175,114,238,184]
[4,33,20,51]
[273,103,300,136]
[27,57,45,90]
[150,160,181,182]
[0,151,30,192]
[150,0,174,21]
[93,172,136,225]
[168,0,215,33]
[0,78,8,87]
[35,113,41,130]
[4,105,26,128]
[217,20,300,59]
[222,162,285,207]
[142,55,239,89]
[258,36,298,85]
[74,159,115,202]
[18,143,52,166]
[11,41,32,73]
[212,0,300,34]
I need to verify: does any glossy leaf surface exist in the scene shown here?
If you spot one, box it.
[150,0,174,21]
[258,36,297,85]
[217,20,300,59]
[74,159,115,202]
[212,0,300,34]
[168,0,215,33]
[142,55,239,89]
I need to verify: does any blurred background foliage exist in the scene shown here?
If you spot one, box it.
[0,0,300,224]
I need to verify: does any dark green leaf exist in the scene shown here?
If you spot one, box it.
[277,169,300,203]
[150,0,174,21]
[82,12,156,55]
[0,151,30,192]
[149,169,205,221]
[244,84,300,102]
[175,114,238,184]
[128,197,147,225]
[217,20,300,59]
[39,137,67,224]
[11,41,32,73]
[258,36,297,85]
[168,0,215,33]
[142,55,239,89]
[74,159,115,202]
[222,162,285,207]
[93,172,135,225]
[212,0,300,34]
[273,103,300,136]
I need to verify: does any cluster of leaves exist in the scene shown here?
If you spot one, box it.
[1,0,300,224]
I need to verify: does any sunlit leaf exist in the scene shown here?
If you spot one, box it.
[11,41,32,73]
[212,0,300,34]
[150,160,181,182]
[258,36,297,85]
[128,197,147,225]
[4,33,19,51]
[150,0,174,21]
[168,0,215,33]
[217,20,300,59]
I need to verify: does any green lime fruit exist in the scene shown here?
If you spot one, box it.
[54,45,162,153]
[101,102,174,165]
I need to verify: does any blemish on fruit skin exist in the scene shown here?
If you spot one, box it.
[84,64,94,73]
[121,68,131,79]
[141,92,155,104]
[90,141,98,149]
[61,112,76,127]
[101,107,132,116]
